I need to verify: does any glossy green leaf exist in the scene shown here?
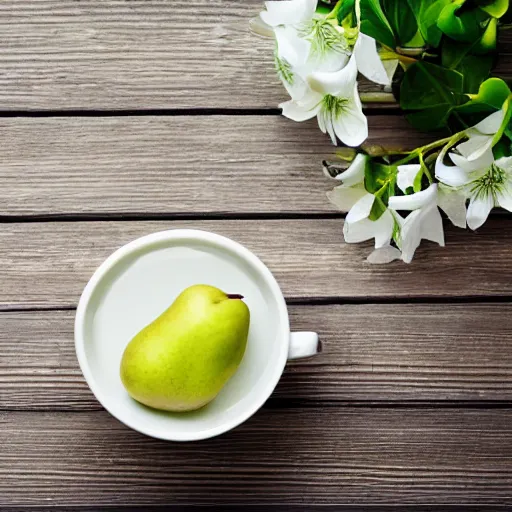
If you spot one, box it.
[401,61,465,110]
[359,0,396,48]
[418,0,452,47]
[369,196,388,221]
[492,137,512,159]
[406,105,453,131]
[457,77,511,113]
[316,3,332,14]
[365,162,395,194]
[438,2,489,43]
[401,62,468,131]
[336,0,356,23]
[382,0,418,46]
[442,38,494,93]
[458,55,494,93]
[476,0,509,18]
[473,17,498,53]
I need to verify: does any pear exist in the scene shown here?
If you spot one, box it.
[120,285,250,412]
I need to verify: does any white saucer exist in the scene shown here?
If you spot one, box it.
[75,230,289,441]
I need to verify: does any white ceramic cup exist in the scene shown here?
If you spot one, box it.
[75,229,319,441]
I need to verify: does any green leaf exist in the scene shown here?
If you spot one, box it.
[359,0,396,48]
[365,162,394,194]
[417,0,452,47]
[336,0,356,23]
[316,3,332,14]
[442,39,494,93]
[401,61,465,110]
[369,196,388,221]
[406,105,453,131]
[457,77,511,114]
[382,0,418,46]
[492,137,512,159]
[473,16,498,53]
[476,0,509,18]
[458,55,494,93]
[401,62,468,131]
[437,2,490,43]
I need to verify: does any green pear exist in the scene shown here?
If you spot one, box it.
[120,284,250,412]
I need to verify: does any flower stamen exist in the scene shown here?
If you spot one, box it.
[322,95,350,118]
[274,51,294,85]
[300,18,349,57]
[470,163,506,202]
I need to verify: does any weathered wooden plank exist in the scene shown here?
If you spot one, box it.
[0,1,510,111]
[2,304,512,410]
[2,409,512,505]
[1,219,511,308]
[0,115,431,216]
[0,0,392,111]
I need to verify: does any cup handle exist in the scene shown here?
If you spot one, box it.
[288,332,321,361]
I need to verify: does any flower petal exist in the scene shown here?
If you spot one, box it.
[249,16,275,38]
[467,194,494,230]
[274,26,311,68]
[307,54,357,97]
[373,209,395,248]
[367,245,402,264]
[346,192,375,224]
[420,206,445,247]
[389,184,437,212]
[496,183,512,212]
[331,85,368,147]
[261,0,317,27]
[313,48,350,73]
[343,217,386,245]
[472,108,505,135]
[327,184,367,212]
[449,147,494,173]
[354,33,391,86]
[457,135,493,162]
[496,156,512,172]
[397,164,421,193]
[435,153,470,187]
[343,218,372,243]
[399,209,422,264]
[437,184,467,229]
[323,110,337,145]
[279,97,320,122]
[336,153,367,186]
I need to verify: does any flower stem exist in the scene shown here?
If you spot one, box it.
[360,92,396,104]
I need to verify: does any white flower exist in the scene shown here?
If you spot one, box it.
[436,147,512,230]
[327,154,398,261]
[260,0,391,89]
[456,108,505,162]
[353,33,392,87]
[262,0,350,74]
[280,56,367,146]
[397,163,466,229]
[389,184,445,264]
[260,0,317,28]
[396,164,422,193]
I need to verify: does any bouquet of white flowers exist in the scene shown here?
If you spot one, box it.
[252,0,512,263]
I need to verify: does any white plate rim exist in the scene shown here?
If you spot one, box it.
[74,229,290,441]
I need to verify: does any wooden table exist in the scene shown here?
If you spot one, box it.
[2,1,512,509]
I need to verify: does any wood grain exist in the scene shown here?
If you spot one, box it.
[2,408,512,506]
[2,304,512,410]
[0,115,433,216]
[1,219,512,309]
[0,0,391,111]
[0,2,510,111]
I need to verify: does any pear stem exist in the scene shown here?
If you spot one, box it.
[227,294,244,300]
